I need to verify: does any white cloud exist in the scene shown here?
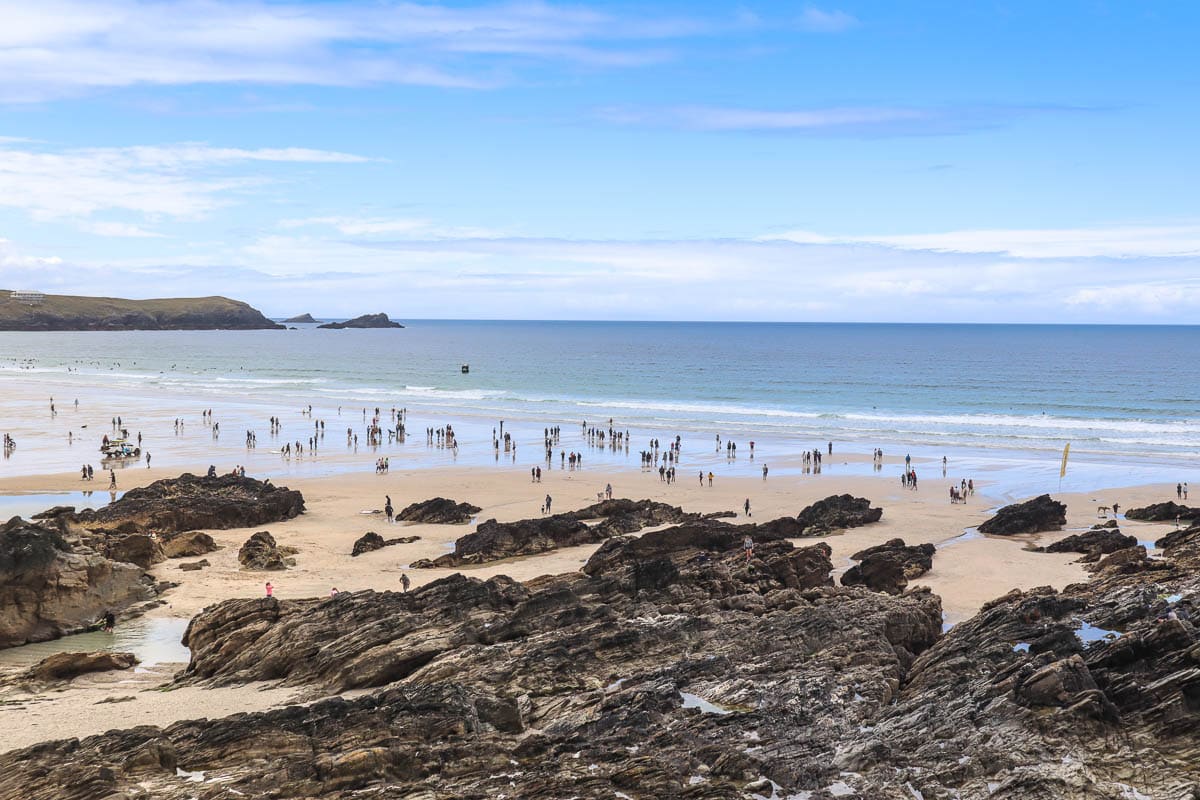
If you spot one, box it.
[0,237,63,267]
[279,216,501,239]
[0,140,370,233]
[764,222,1200,259]
[594,104,1065,135]
[6,217,1200,322]
[0,0,737,100]
[797,7,858,33]
[77,221,164,238]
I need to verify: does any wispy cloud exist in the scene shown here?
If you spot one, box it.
[0,0,742,100]
[595,104,1086,136]
[279,216,501,239]
[763,222,1200,259]
[7,226,1200,321]
[797,6,859,33]
[0,140,371,234]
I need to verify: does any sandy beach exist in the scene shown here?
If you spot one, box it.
[1,442,1190,753]
[0,367,1195,755]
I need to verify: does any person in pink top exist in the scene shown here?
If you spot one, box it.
[265,582,273,597]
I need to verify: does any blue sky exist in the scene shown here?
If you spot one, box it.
[0,0,1197,321]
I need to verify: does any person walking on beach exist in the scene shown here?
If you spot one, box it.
[707,471,714,487]
[400,573,411,592]
[545,494,552,514]
[109,469,117,489]
[762,464,768,480]
[744,498,751,518]
[1178,483,1183,499]
[265,582,274,597]
[605,482,613,500]
[145,452,151,469]
[1185,483,1189,500]
[385,495,394,524]
[699,471,704,486]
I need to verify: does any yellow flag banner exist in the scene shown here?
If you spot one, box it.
[1060,443,1070,479]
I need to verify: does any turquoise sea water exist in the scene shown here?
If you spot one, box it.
[0,322,1197,494]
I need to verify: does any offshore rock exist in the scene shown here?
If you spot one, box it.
[23,651,138,683]
[841,538,936,594]
[317,313,404,329]
[395,497,481,524]
[238,531,294,571]
[1125,501,1200,522]
[978,493,1067,535]
[350,531,420,557]
[795,494,883,534]
[0,517,155,649]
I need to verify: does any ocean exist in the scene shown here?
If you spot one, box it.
[1,321,1197,495]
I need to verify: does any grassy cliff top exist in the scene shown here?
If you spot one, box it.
[0,291,283,331]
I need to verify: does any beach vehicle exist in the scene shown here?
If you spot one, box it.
[100,438,141,461]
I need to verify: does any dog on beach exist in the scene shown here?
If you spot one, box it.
[1097,505,1111,518]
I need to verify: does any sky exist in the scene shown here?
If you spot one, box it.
[0,0,1198,322]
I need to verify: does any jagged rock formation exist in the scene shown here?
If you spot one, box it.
[237,531,295,571]
[1155,521,1200,550]
[68,473,304,538]
[10,512,1200,798]
[159,530,218,559]
[978,493,1067,535]
[0,291,283,331]
[1036,526,1137,562]
[23,651,137,683]
[350,531,420,557]
[105,532,164,569]
[395,497,481,524]
[283,313,317,323]
[317,313,404,329]
[795,494,883,534]
[409,498,697,568]
[1125,501,1200,522]
[0,517,156,649]
[841,538,936,594]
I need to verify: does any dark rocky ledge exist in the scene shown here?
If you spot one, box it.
[317,313,404,329]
